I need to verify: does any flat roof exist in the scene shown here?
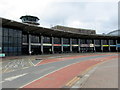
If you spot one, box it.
[1,17,119,39]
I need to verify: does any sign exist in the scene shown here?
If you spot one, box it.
[117,44,120,47]
[31,43,41,46]
[63,44,70,46]
[54,44,61,46]
[90,44,94,47]
[95,45,101,47]
[102,45,109,47]
[72,45,79,46]
[43,44,52,46]
[0,53,5,57]
[110,45,116,47]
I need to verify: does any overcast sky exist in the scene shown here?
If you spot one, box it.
[0,0,119,34]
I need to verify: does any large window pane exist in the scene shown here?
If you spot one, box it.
[3,28,8,36]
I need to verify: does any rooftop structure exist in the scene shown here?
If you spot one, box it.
[107,30,120,36]
[20,15,40,25]
[52,25,96,35]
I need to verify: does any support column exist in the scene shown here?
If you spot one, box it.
[108,40,111,52]
[70,38,72,52]
[41,36,43,54]
[78,39,81,53]
[116,39,118,52]
[28,34,31,55]
[61,38,63,53]
[101,39,103,52]
[51,37,54,54]
[93,39,96,52]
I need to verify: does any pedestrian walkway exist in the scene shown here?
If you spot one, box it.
[72,58,118,88]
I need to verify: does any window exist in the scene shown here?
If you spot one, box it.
[80,39,86,44]
[2,27,22,56]
[72,39,77,44]
[22,34,28,43]
[31,35,39,43]
[103,40,108,45]
[3,28,8,36]
[43,36,51,43]
[54,37,61,44]
[63,38,69,44]
[95,40,100,45]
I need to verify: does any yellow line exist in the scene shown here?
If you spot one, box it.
[66,77,78,86]
[65,59,111,87]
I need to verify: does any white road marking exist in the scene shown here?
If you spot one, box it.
[0,81,5,84]
[29,60,35,66]
[4,73,28,81]
[35,60,43,66]
[20,61,84,88]
[22,67,29,69]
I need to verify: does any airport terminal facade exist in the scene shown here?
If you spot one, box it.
[0,16,120,56]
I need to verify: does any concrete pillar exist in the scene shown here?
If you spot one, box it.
[70,38,72,52]
[108,40,111,52]
[78,39,81,53]
[41,36,43,54]
[61,38,63,53]
[101,39,103,52]
[51,37,54,54]
[28,34,31,55]
[116,39,118,51]
[93,39,96,52]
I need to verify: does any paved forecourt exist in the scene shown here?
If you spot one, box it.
[1,53,118,88]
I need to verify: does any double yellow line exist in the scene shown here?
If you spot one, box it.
[65,60,107,87]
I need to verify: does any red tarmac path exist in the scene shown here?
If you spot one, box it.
[35,53,114,66]
[22,54,118,88]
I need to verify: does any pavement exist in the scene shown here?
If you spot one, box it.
[72,57,118,88]
[0,53,118,89]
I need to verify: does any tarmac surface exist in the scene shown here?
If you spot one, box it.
[0,53,118,89]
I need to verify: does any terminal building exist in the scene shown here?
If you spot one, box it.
[0,15,120,56]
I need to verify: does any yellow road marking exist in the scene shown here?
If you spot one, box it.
[65,58,114,87]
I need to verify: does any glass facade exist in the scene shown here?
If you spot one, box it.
[103,40,108,45]
[43,36,51,43]
[72,39,78,44]
[86,39,92,44]
[80,39,86,44]
[31,35,39,43]
[95,40,101,45]
[2,27,22,56]
[54,37,61,44]
[63,38,69,44]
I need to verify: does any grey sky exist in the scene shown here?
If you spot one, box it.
[0,0,118,34]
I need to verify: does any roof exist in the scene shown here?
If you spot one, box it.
[52,25,96,34]
[107,30,120,35]
[1,17,119,39]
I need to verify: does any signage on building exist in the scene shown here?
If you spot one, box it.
[63,44,70,46]
[102,45,109,47]
[31,43,41,46]
[95,45,101,47]
[72,45,79,46]
[43,44,52,46]
[0,53,5,57]
[80,44,94,47]
[90,44,94,47]
[54,44,61,46]
[110,45,116,47]
[117,44,120,47]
